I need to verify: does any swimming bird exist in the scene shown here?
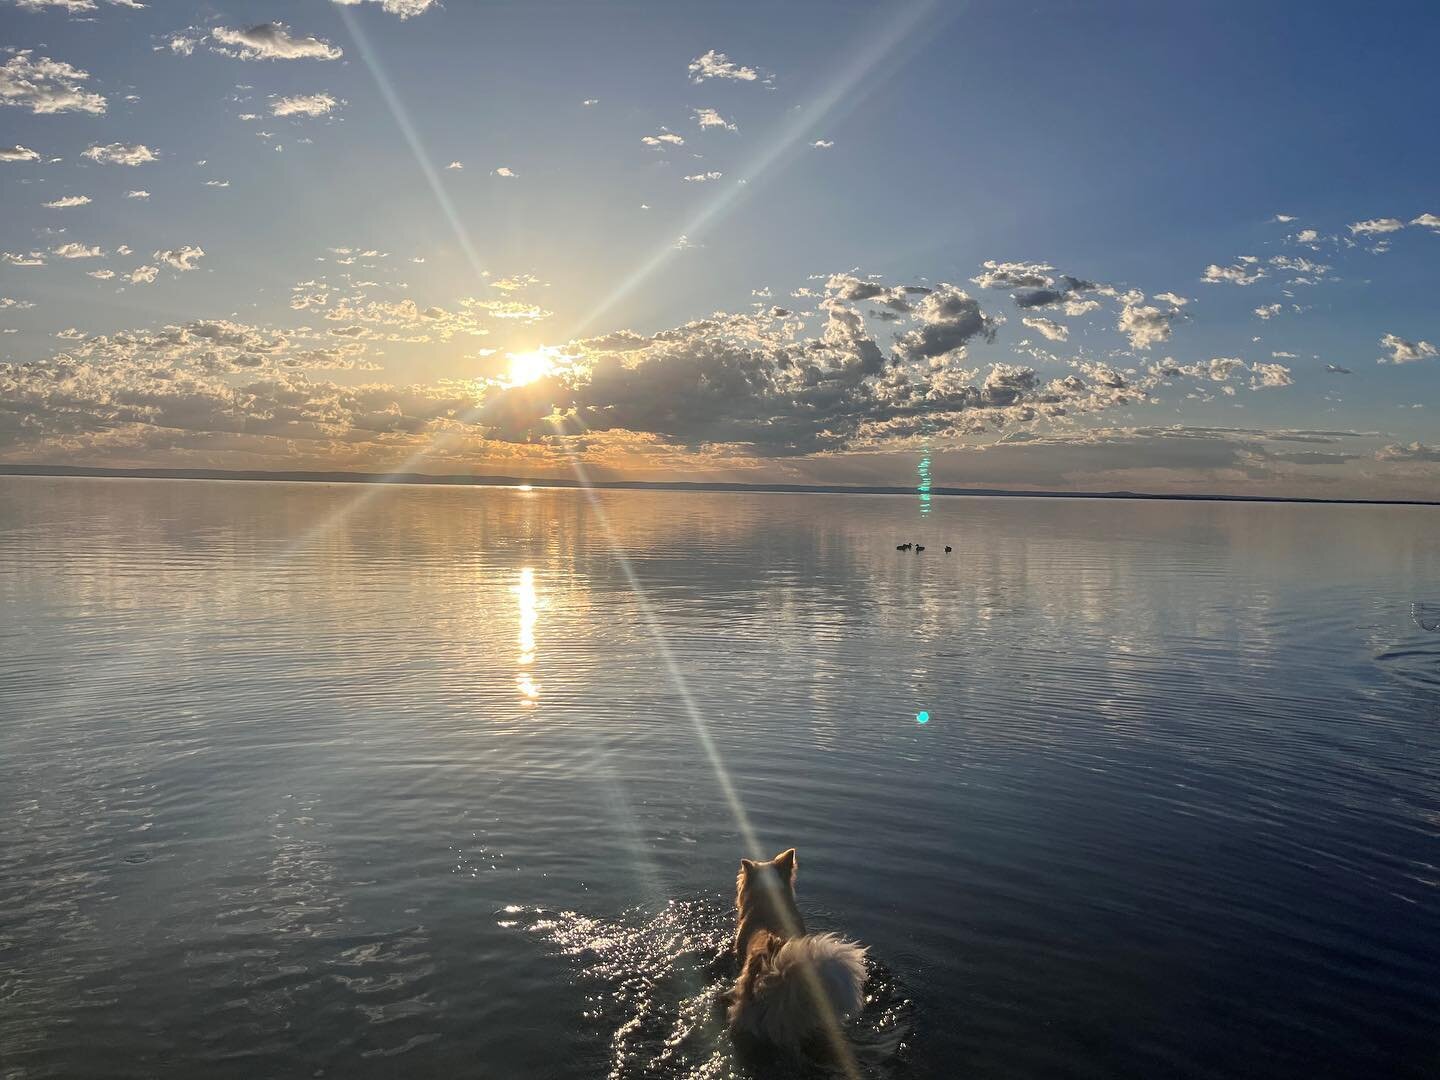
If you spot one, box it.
[945,545,952,553]
[915,545,925,552]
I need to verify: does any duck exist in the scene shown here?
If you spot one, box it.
[944,545,953,553]
[915,544,925,552]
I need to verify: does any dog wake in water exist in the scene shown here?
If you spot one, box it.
[726,848,869,1048]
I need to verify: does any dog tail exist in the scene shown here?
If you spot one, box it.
[728,933,868,1046]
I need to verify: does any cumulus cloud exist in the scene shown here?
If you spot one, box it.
[3,251,46,267]
[42,194,91,208]
[1411,212,1440,232]
[492,166,516,178]
[207,24,343,61]
[272,92,341,117]
[1254,303,1282,320]
[52,242,103,259]
[87,268,115,279]
[331,0,437,17]
[688,49,767,84]
[641,131,685,148]
[894,284,999,362]
[1249,362,1293,388]
[127,265,158,284]
[0,51,106,114]
[971,260,1055,290]
[1,144,42,162]
[1325,364,1352,374]
[683,171,723,182]
[1021,316,1069,342]
[811,139,834,149]
[1348,217,1404,235]
[692,107,736,131]
[446,160,463,170]
[1378,333,1437,365]
[154,245,204,271]
[1118,291,1185,349]
[82,142,158,166]
[1376,442,1440,462]
[126,189,149,199]
[1203,260,1265,285]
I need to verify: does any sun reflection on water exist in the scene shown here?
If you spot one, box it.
[515,567,541,705]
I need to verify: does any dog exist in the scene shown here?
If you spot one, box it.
[725,848,868,1048]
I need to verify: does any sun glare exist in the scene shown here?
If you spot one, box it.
[505,348,554,387]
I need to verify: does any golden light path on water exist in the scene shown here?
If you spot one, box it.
[515,567,541,704]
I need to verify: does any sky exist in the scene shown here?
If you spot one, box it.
[1,0,1438,498]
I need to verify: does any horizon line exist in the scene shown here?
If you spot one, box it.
[1,464,1436,509]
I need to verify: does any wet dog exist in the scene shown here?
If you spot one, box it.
[725,848,867,1047]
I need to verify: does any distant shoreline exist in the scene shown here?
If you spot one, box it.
[2,463,1436,508]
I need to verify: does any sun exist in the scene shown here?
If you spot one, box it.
[505,347,555,387]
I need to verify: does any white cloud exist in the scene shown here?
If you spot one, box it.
[1410,212,1440,232]
[683,171,723,182]
[1348,217,1404,235]
[52,242,103,259]
[1249,362,1293,388]
[582,98,598,107]
[1117,292,1182,349]
[0,298,37,308]
[126,189,149,199]
[87,268,115,279]
[1378,333,1437,365]
[1271,214,1296,223]
[2,251,46,267]
[209,24,343,61]
[204,179,230,187]
[154,245,204,271]
[272,92,341,117]
[82,142,158,166]
[127,265,158,284]
[641,131,685,148]
[1254,303,1282,320]
[1021,316,1069,341]
[689,49,766,84]
[693,107,736,131]
[43,194,91,208]
[1202,261,1265,285]
[0,51,106,114]
[446,160,464,170]
[1,144,42,162]
[1295,228,1320,243]
[331,0,436,17]
[811,139,834,149]
[492,166,516,177]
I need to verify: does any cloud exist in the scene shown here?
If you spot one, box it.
[1021,316,1069,342]
[0,298,37,308]
[693,107,736,131]
[127,265,158,284]
[154,245,204,271]
[1202,260,1265,285]
[1248,362,1293,388]
[42,194,91,208]
[82,142,158,166]
[446,160,463,170]
[1376,442,1440,462]
[1325,364,1351,374]
[52,242,103,258]
[3,252,46,267]
[582,98,598,107]
[126,189,149,199]
[208,24,343,61]
[1272,214,1296,223]
[1117,292,1184,349]
[492,166,516,178]
[1254,303,1282,320]
[683,171,723,182]
[811,140,834,149]
[1378,333,1437,365]
[204,179,230,187]
[87,268,115,279]
[1,144,42,162]
[331,0,437,17]
[971,260,1055,290]
[272,92,341,117]
[893,284,999,362]
[688,49,767,84]
[0,51,107,114]
[1348,217,1404,235]
[641,131,685,148]
[1411,212,1440,232]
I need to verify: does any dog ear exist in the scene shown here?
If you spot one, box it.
[773,848,796,881]
[739,858,756,873]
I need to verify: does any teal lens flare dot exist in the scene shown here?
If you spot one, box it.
[916,711,930,724]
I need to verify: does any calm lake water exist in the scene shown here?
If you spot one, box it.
[2,476,1438,1079]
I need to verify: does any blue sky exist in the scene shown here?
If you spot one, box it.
[2,0,1437,496]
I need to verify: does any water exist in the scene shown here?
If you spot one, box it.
[1,476,1438,1079]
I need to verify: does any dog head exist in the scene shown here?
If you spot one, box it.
[736,848,798,914]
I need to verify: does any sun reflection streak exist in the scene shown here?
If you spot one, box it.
[515,567,541,704]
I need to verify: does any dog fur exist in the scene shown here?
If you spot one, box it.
[726,848,868,1047]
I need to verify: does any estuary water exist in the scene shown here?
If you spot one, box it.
[1,476,1438,1079]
